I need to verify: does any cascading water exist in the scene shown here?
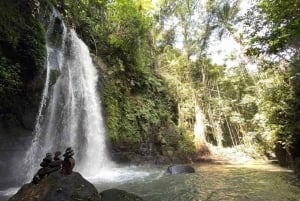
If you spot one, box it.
[193,102,206,150]
[24,10,112,181]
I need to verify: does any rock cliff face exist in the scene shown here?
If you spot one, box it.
[0,0,46,188]
[0,0,46,130]
[8,171,101,201]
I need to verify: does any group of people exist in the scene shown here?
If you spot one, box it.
[32,147,75,184]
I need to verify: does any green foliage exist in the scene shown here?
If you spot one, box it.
[103,64,179,150]
[245,0,300,56]
[155,0,255,155]
[177,127,196,158]
[0,0,46,122]
[51,0,152,67]
[0,57,21,95]
[45,0,184,156]
[47,0,300,162]
[259,68,300,149]
[17,20,46,82]
[245,0,300,166]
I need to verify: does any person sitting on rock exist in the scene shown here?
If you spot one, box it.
[39,152,53,167]
[32,153,53,184]
[49,151,63,171]
[61,147,75,175]
[54,151,62,161]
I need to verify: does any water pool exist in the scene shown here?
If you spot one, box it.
[1,162,300,201]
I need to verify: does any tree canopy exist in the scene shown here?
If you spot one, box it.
[1,0,300,167]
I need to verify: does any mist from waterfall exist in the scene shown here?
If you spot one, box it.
[24,10,112,181]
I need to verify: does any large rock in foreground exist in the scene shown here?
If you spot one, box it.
[167,164,195,175]
[8,171,101,201]
[100,188,144,201]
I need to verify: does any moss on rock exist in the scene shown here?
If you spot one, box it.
[0,0,46,130]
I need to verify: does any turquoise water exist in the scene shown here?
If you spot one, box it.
[2,163,300,201]
[94,163,300,201]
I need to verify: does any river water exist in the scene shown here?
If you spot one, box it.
[1,163,300,201]
[93,162,300,201]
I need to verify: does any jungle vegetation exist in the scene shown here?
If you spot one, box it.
[1,0,300,168]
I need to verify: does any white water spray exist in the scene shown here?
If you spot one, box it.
[24,11,112,181]
[193,102,206,150]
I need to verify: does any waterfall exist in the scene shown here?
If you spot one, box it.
[24,10,112,181]
[193,102,206,150]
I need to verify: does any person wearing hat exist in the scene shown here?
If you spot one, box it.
[61,147,75,175]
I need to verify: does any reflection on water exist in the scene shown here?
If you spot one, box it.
[1,163,300,201]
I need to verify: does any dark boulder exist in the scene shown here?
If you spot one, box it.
[167,164,195,175]
[99,188,144,201]
[8,171,101,201]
